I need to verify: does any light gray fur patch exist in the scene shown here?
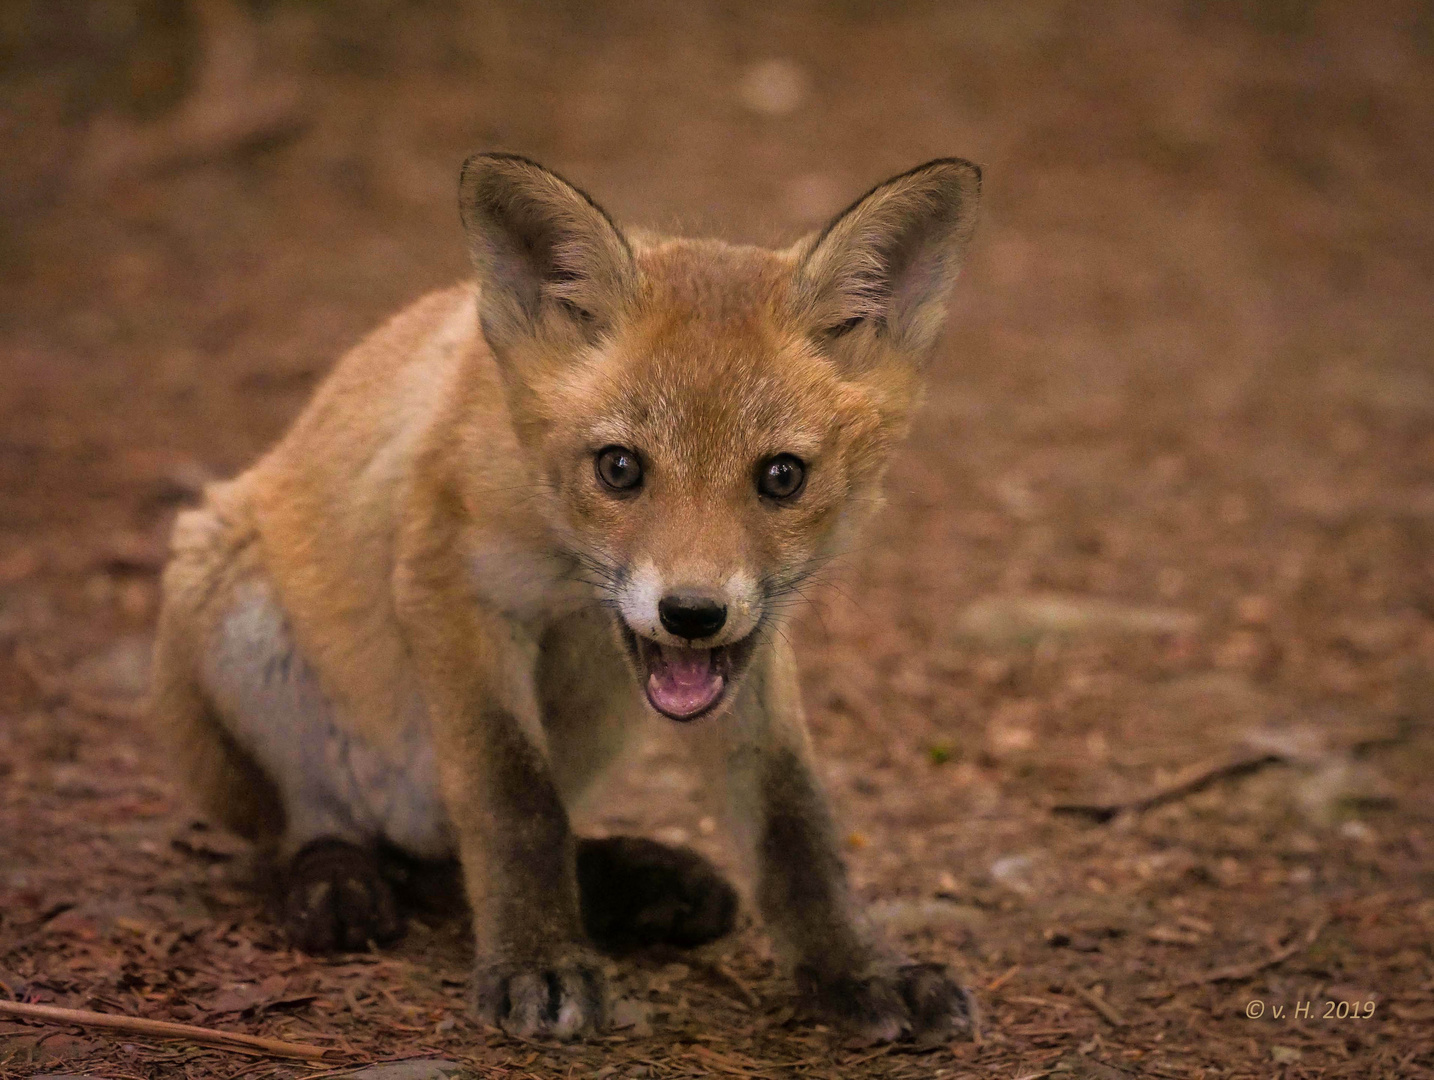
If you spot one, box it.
[202,580,453,859]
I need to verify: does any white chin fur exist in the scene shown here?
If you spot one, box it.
[615,560,665,639]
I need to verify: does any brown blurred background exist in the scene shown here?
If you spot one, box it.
[1,3,1432,1078]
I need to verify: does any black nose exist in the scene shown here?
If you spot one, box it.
[658,594,727,641]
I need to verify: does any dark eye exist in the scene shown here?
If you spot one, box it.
[757,454,806,501]
[595,445,643,492]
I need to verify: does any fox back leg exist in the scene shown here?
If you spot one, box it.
[153,500,427,950]
[576,836,737,952]
[152,503,285,846]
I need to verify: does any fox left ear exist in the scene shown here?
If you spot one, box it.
[459,153,636,354]
[794,158,981,356]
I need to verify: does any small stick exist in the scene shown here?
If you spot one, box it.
[1052,753,1286,824]
[842,1045,897,1067]
[1070,984,1126,1028]
[985,964,1020,992]
[0,903,77,963]
[0,1001,333,1062]
[14,643,145,723]
[687,1044,781,1077]
[691,957,761,1009]
[1188,911,1330,985]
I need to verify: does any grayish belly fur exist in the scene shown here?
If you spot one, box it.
[201,580,453,859]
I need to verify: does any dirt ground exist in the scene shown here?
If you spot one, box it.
[2,2,1433,1077]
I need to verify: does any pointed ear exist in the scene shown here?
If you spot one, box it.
[793,158,981,355]
[459,153,636,353]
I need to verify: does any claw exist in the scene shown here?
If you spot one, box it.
[798,961,977,1042]
[473,957,608,1040]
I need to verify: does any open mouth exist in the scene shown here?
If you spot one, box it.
[618,625,757,722]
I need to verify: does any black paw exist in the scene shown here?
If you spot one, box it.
[472,955,607,1039]
[576,835,738,952]
[282,838,403,953]
[797,962,978,1043]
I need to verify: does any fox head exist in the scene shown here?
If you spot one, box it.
[458,153,980,722]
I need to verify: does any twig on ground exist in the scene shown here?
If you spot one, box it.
[0,1000,335,1062]
[0,902,76,964]
[84,0,305,182]
[691,956,761,1009]
[14,643,146,723]
[1187,911,1330,985]
[686,1043,783,1076]
[985,964,1020,992]
[1073,1055,1139,1080]
[1069,984,1126,1027]
[840,1045,896,1068]
[1052,753,1287,823]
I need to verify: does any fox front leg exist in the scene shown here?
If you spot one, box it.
[699,639,977,1043]
[396,544,605,1039]
[441,700,607,1039]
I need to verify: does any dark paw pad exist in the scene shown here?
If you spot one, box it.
[472,958,606,1039]
[798,962,978,1043]
[282,839,403,953]
[576,836,738,951]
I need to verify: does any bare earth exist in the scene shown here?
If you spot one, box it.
[2,2,1432,1078]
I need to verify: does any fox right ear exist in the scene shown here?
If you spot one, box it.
[459,154,635,352]
[794,158,981,357]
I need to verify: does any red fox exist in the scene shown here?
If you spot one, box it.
[152,153,981,1041]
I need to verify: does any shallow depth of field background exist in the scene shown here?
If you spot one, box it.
[1,2,1432,1078]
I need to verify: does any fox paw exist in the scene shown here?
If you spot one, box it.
[797,962,978,1043]
[472,956,607,1039]
[576,835,738,951]
[282,839,403,953]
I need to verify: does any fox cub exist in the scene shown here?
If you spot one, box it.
[152,153,981,1041]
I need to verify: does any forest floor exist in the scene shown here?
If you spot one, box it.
[1,2,1432,1077]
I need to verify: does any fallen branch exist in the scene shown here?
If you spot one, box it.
[1052,753,1286,823]
[0,1000,333,1062]
[985,964,1020,992]
[0,902,77,963]
[691,957,761,1009]
[1069,984,1126,1028]
[687,1043,785,1077]
[84,0,304,183]
[14,643,146,723]
[1187,911,1330,985]
[1073,1055,1139,1080]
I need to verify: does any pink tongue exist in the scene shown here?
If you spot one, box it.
[647,645,724,718]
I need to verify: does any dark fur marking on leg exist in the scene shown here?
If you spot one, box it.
[756,747,866,975]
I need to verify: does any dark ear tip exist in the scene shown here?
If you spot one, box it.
[458,152,556,228]
[462,150,547,170]
[917,156,983,196]
[459,151,546,190]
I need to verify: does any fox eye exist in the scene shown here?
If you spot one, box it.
[595,445,643,492]
[757,454,805,501]
[825,315,864,339]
